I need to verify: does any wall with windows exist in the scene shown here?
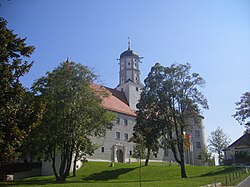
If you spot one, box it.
[88,112,136,162]
[188,117,206,165]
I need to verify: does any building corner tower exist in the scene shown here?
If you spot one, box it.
[116,41,144,111]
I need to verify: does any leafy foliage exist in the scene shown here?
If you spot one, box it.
[130,96,161,166]
[208,127,231,165]
[198,147,215,166]
[235,150,248,160]
[30,61,115,181]
[0,18,44,165]
[233,92,250,129]
[133,63,208,178]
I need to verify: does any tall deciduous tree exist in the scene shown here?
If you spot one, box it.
[131,87,161,166]
[137,63,208,178]
[31,61,115,181]
[233,92,250,129]
[208,126,231,165]
[0,18,44,165]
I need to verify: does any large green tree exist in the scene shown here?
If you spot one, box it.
[0,18,44,165]
[31,61,115,181]
[208,126,231,165]
[137,63,208,178]
[233,92,250,129]
[131,88,161,166]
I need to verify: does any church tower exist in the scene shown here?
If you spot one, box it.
[116,41,144,111]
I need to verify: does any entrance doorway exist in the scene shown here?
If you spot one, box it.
[116,149,124,163]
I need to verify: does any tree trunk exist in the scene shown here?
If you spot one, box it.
[178,131,187,178]
[73,148,79,177]
[139,156,142,187]
[51,147,59,181]
[65,144,74,178]
[218,152,222,165]
[145,148,150,166]
[57,142,68,181]
[180,152,187,178]
[58,152,66,181]
[168,131,188,178]
[180,160,187,178]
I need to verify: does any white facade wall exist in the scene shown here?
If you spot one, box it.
[116,81,143,111]
[186,117,206,165]
[41,155,82,176]
[88,113,137,163]
[88,112,206,165]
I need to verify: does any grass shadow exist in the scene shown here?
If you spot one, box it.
[83,167,137,181]
[200,167,234,177]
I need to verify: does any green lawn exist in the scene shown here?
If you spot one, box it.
[2,162,250,187]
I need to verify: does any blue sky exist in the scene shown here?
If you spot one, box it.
[1,0,250,142]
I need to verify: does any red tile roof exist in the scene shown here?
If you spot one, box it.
[92,84,136,117]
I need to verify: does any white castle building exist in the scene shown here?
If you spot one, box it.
[11,43,207,178]
[89,43,206,165]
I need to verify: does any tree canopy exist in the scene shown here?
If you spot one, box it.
[30,61,115,181]
[130,84,161,166]
[233,92,250,129]
[208,126,231,165]
[133,63,208,178]
[0,18,44,165]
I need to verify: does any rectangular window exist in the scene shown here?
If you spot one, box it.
[196,142,201,149]
[115,132,120,140]
[124,133,128,141]
[129,150,132,156]
[101,147,104,153]
[117,117,120,125]
[164,148,168,156]
[195,130,200,137]
[124,119,128,126]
